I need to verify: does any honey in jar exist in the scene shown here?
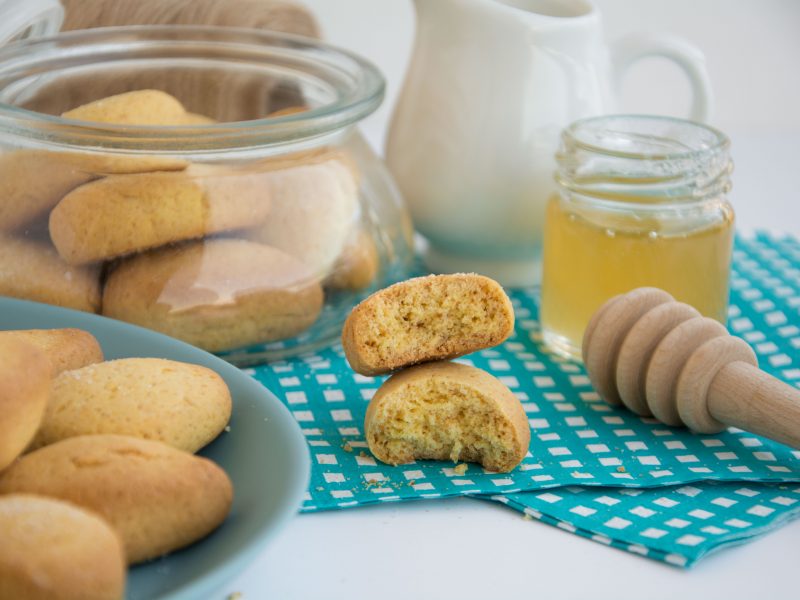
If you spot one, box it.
[540,115,734,360]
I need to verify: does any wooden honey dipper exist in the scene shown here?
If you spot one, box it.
[582,287,800,448]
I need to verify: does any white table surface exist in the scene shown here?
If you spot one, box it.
[226,2,800,598]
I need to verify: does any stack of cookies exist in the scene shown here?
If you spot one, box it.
[342,274,531,473]
[0,328,234,599]
[0,89,380,353]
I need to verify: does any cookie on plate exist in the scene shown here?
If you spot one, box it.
[31,358,231,453]
[0,337,51,471]
[0,328,103,376]
[0,494,126,600]
[364,362,530,472]
[0,434,233,564]
[342,273,515,375]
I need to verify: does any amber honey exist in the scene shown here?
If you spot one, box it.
[539,115,734,360]
[540,196,734,358]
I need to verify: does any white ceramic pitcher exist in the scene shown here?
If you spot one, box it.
[386,0,712,286]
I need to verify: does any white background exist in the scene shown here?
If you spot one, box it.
[227,2,800,599]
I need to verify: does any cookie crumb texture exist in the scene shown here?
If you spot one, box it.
[365,362,530,472]
[342,274,514,375]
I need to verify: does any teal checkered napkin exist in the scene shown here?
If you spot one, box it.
[245,232,800,564]
[484,481,800,567]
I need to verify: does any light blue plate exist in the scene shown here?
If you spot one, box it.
[0,297,310,600]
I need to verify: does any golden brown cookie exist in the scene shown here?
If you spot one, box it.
[0,235,101,313]
[181,112,218,125]
[267,106,309,118]
[103,239,324,352]
[0,435,233,564]
[31,358,231,453]
[243,149,360,276]
[326,228,380,291]
[62,151,188,176]
[61,89,189,125]
[0,337,50,471]
[365,362,530,472]
[342,273,515,376]
[49,170,270,264]
[0,151,93,232]
[0,329,103,376]
[0,494,126,600]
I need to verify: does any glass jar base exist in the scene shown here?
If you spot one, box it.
[423,245,541,287]
[541,327,583,361]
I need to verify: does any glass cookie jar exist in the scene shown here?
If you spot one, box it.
[540,115,734,360]
[0,26,413,364]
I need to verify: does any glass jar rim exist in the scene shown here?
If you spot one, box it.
[563,114,730,160]
[0,25,385,152]
[555,114,732,208]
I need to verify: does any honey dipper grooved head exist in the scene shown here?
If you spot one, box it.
[675,334,757,433]
[646,317,728,425]
[616,301,700,416]
[582,287,674,406]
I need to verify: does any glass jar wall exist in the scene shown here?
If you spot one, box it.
[540,115,734,360]
[0,27,414,364]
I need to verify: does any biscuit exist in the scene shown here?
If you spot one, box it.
[181,112,218,125]
[0,494,126,600]
[0,329,103,376]
[61,89,189,126]
[61,151,189,176]
[0,337,50,471]
[364,362,530,472]
[342,274,515,375]
[267,106,309,118]
[103,239,324,352]
[0,235,101,313]
[0,151,93,232]
[326,228,379,291]
[0,434,233,564]
[49,170,270,264]
[31,358,231,453]
[243,149,360,276]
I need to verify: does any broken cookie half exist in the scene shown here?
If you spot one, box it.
[364,362,530,473]
[342,273,515,376]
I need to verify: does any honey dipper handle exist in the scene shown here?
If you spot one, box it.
[707,361,800,449]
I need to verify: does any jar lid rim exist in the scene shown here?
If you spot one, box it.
[0,25,385,151]
[563,114,730,161]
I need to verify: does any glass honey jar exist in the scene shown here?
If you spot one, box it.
[540,115,734,360]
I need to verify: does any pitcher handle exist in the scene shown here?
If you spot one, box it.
[611,32,713,122]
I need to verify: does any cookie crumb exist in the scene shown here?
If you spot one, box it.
[616,466,626,473]
[359,451,368,458]
[453,463,468,476]
[522,514,533,521]
[342,442,353,453]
